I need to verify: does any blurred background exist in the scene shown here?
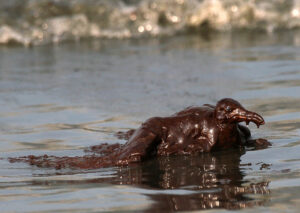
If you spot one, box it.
[0,0,300,212]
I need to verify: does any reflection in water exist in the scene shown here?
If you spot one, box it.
[131,149,269,211]
[23,149,269,211]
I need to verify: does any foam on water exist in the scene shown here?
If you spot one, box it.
[1,0,300,45]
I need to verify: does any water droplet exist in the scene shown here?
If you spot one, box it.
[171,16,179,23]
[145,24,152,31]
[138,26,145,33]
[291,8,299,17]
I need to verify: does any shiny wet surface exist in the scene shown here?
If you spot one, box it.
[1,32,300,212]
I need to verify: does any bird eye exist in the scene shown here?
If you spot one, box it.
[225,106,231,112]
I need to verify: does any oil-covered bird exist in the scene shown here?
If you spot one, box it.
[116,98,269,165]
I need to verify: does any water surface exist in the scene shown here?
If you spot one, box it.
[1,32,300,212]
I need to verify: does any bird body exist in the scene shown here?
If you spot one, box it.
[117,98,266,165]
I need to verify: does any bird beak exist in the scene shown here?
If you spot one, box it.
[229,108,265,128]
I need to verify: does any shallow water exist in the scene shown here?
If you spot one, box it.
[1,31,300,212]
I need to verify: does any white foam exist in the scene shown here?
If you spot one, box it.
[0,0,300,45]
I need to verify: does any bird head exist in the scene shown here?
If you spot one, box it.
[215,98,265,128]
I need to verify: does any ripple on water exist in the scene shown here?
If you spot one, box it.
[1,31,300,212]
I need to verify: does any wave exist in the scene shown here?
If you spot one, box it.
[1,0,300,45]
